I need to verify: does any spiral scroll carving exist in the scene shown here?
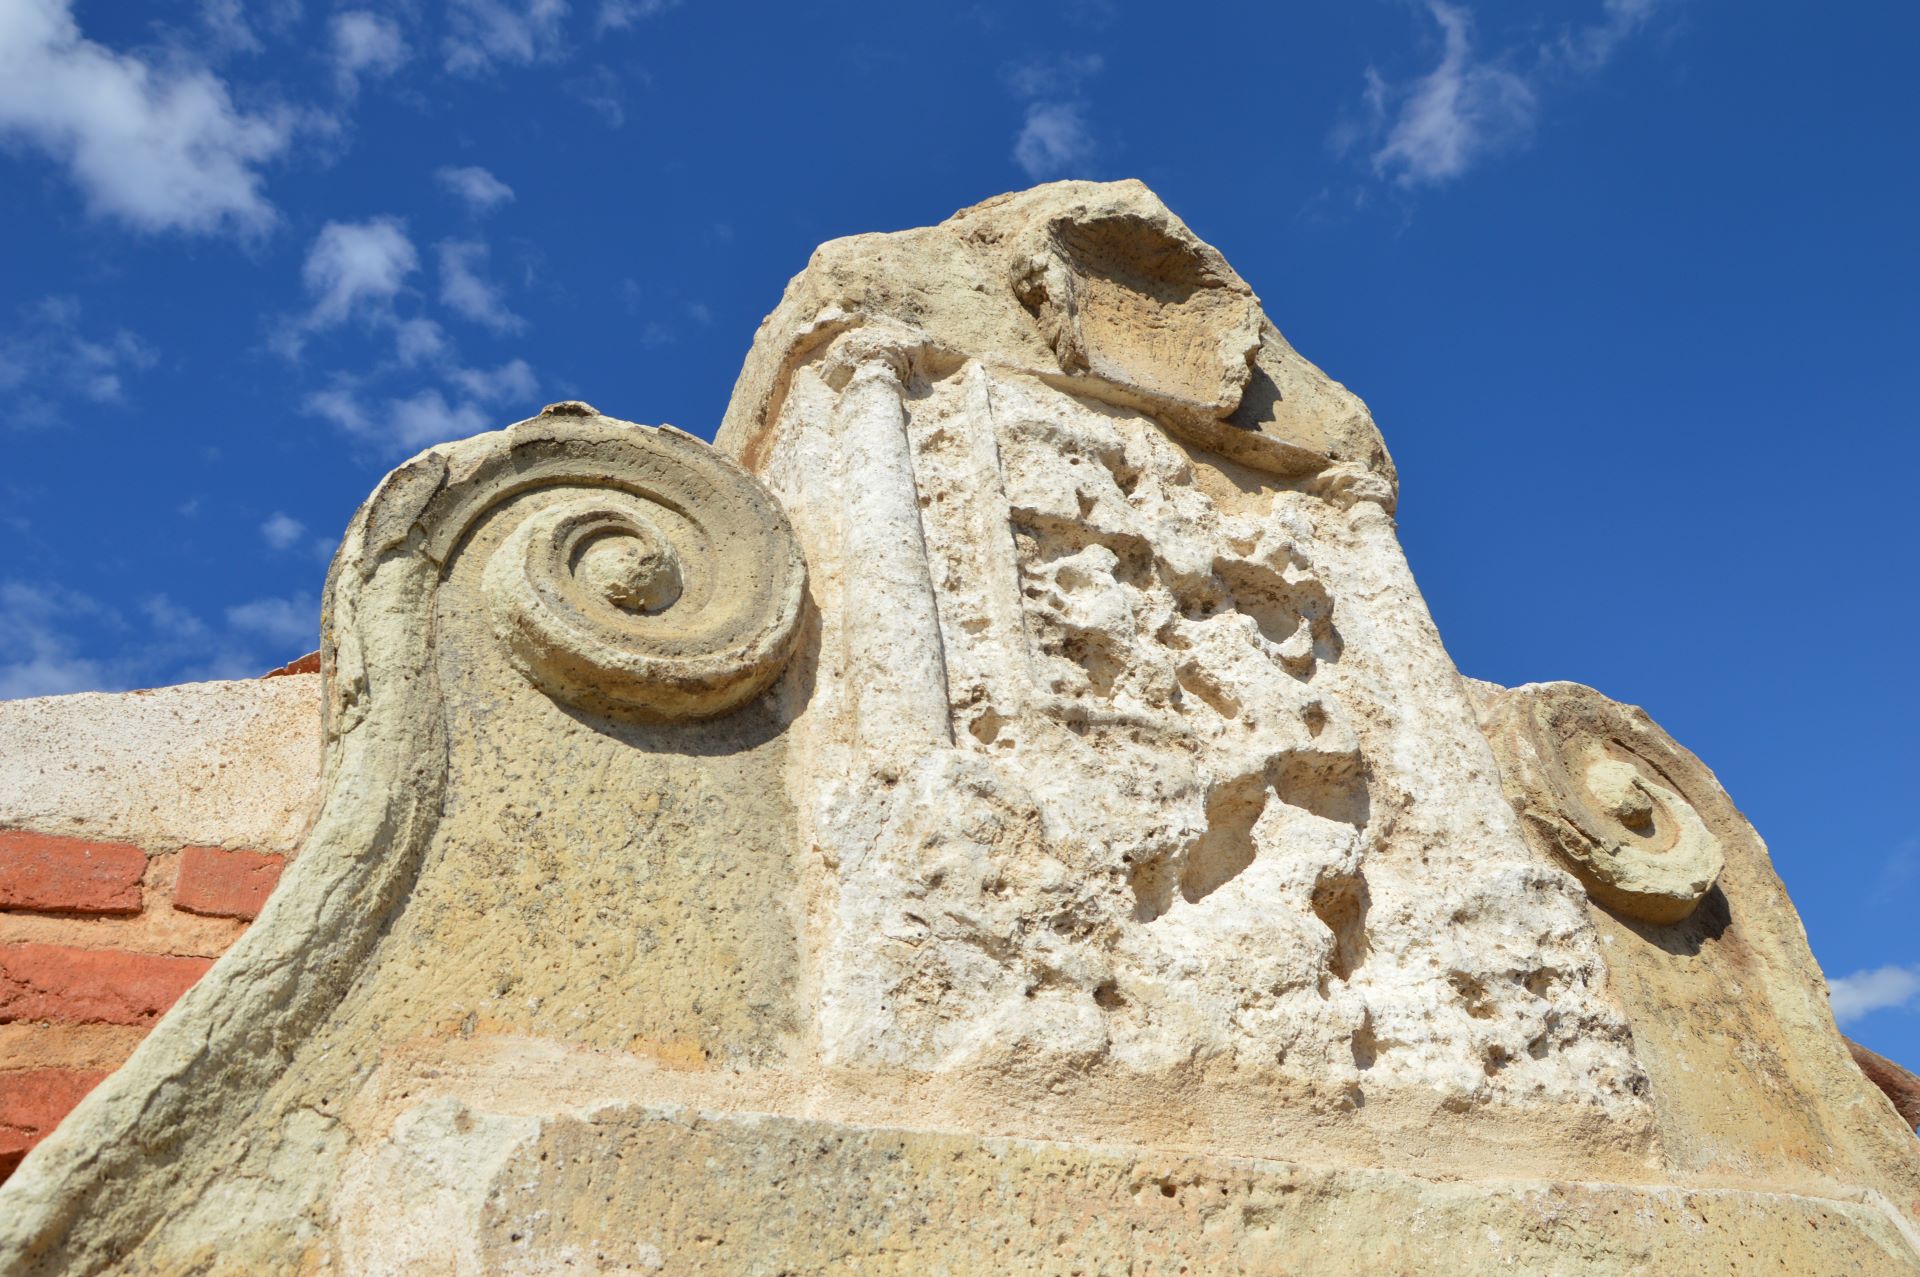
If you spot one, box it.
[1477,681,1725,925]
[473,422,806,720]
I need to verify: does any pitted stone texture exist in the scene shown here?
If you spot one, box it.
[1473,679,1722,923]
[0,676,321,855]
[1472,680,1920,1204]
[720,180,1395,492]
[741,182,1649,1141]
[2,182,1916,1273]
[332,1101,1920,1277]
[0,412,809,1274]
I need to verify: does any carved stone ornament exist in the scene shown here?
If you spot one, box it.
[4,183,1917,1276]
[472,425,806,719]
[0,405,806,1273]
[1476,680,1725,924]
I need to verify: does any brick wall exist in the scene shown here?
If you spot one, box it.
[0,830,283,1180]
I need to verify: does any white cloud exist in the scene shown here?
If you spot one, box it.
[387,388,494,450]
[1879,836,1920,893]
[438,239,524,333]
[392,316,450,366]
[302,218,419,328]
[288,218,537,451]
[1005,53,1101,181]
[1013,102,1096,180]
[0,0,293,236]
[260,511,306,550]
[569,63,628,128]
[1554,0,1663,73]
[445,0,569,75]
[0,579,334,698]
[199,0,262,54]
[303,384,371,435]
[436,164,514,213]
[0,581,111,699]
[596,0,676,32]
[1004,53,1102,101]
[226,593,318,650]
[199,0,302,54]
[0,297,156,425]
[330,10,410,96]
[1344,0,1668,190]
[1830,966,1920,1025]
[303,359,537,452]
[1365,3,1535,187]
[446,358,537,404]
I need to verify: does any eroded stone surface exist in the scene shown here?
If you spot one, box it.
[1473,679,1723,923]
[0,181,1914,1274]
[0,676,321,854]
[747,182,1649,1139]
[1472,680,1920,1205]
[337,1102,1920,1277]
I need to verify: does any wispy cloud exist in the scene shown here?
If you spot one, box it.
[329,10,411,96]
[596,0,677,33]
[446,358,536,404]
[0,581,113,699]
[196,0,301,56]
[274,217,422,360]
[0,580,321,698]
[259,512,306,551]
[1339,0,1670,190]
[303,359,537,453]
[391,317,450,367]
[1014,103,1097,182]
[445,0,570,75]
[437,164,515,214]
[1555,0,1666,73]
[225,593,319,651]
[198,0,262,56]
[1830,965,1920,1025]
[1877,836,1919,894]
[1004,53,1103,101]
[0,297,157,428]
[1005,53,1102,181]
[1363,3,1534,187]
[438,239,524,333]
[283,213,540,453]
[308,385,493,453]
[303,218,420,328]
[0,0,294,236]
[569,63,630,128]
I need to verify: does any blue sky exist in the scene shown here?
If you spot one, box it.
[2,1,1916,1073]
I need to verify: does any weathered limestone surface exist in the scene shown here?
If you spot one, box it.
[1472,681,1920,1194]
[0,677,321,854]
[0,181,1914,1274]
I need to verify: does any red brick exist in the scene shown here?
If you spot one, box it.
[173,847,284,921]
[0,832,145,915]
[262,649,321,677]
[1848,1036,1920,1130]
[0,1067,107,1180]
[0,944,211,1027]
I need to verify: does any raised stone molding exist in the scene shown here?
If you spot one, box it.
[1474,679,1724,924]
[1,182,1914,1275]
[0,407,807,1273]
